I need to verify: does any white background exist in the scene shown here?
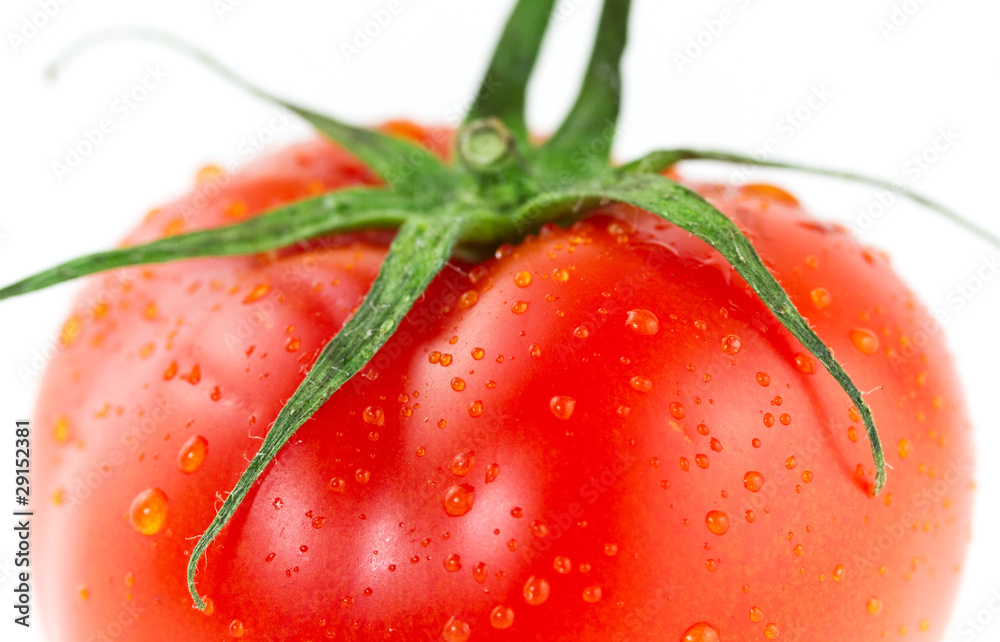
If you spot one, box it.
[1,0,998,640]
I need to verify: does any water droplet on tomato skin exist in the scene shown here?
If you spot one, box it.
[794,352,816,374]
[442,616,472,642]
[750,606,764,622]
[550,395,576,420]
[810,287,832,310]
[491,605,516,629]
[705,510,730,536]
[626,309,660,335]
[523,575,551,605]
[177,435,208,474]
[451,377,466,392]
[867,596,883,615]
[328,477,346,493]
[744,471,765,492]
[362,405,385,426]
[443,484,476,516]
[682,621,721,642]
[582,585,603,603]
[355,469,371,485]
[720,334,743,355]
[444,554,462,572]
[630,375,654,392]
[553,556,572,574]
[511,301,529,314]
[312,517,326,529]
[850,327,880,354]
[514,271,533,288]
[485,463,500,484]
[129,488,168,535]
[450,450,476,477]
[669,402,685,419]
[473,562,488,583]
[228,619,245,638]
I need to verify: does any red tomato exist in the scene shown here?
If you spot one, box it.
[35,133,972,641]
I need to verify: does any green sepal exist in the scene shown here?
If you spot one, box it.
[536,0,631,178]
[622,148,1000,248]
[511,171,888,494]
[0,189,413,300]
[47,28,454,197]
[187,215,463,609]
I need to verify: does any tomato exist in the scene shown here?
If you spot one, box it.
[34,134,972,641]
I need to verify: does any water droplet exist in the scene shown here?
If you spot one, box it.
[362,406,385,426]
[442,616,472,642]
[705,510,730,536]
[832,565,845,582]
[444,554,462,572]
[177,435,208,474]
[489,605,515,629]
[695,454,710,469]
[228,619,245,638]
[129,488,168,536]
[744,471,765,492]
[312,517,326,529]
[763,413,775,427]
[582,585,603,603]
[802,470,814,484]
[669,402,685,419]
[471,347,485,360]
[779,413,791,426]
[604,543,619,556]
[451,377,466,392]
[573,325,590,339]
[720,334,743,355]
[553,268,570,282]
[328,477,346,493]
[710,438,723,452]
[810,287,832,310]
[473,562,488,583]
[514,271,533,288]
[785,456,797,470]
[511,301,529,314]
[443,484,476,516]
[450,450,476,477]
[682,622,721,642]
[530,520,549,538]
[529,343,542,358]
[550,395,577,420]
[745,510,757,523]
[752,437,762,448]
[630,375,654,392]
[458,291,479,310]
[794,352,816,374]
[750,606,764,622]
[626,309,659,336]
[553,556,572,574]
[849,327,880,355]
[355,469,371,485]
[867,596,883,615]
[898,439,911,459]
[485,463,500,484]
[523,575,551,605]
[272,497,283,509]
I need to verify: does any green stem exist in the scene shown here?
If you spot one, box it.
[187,216,462,610]
[0,189,412,300]
[622,148,1000,249]
[512,172,887,494]
[463,0,558,152]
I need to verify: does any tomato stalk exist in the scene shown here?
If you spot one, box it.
[2,0,992,611]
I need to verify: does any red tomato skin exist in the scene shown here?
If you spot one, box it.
[34,136,972,641]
